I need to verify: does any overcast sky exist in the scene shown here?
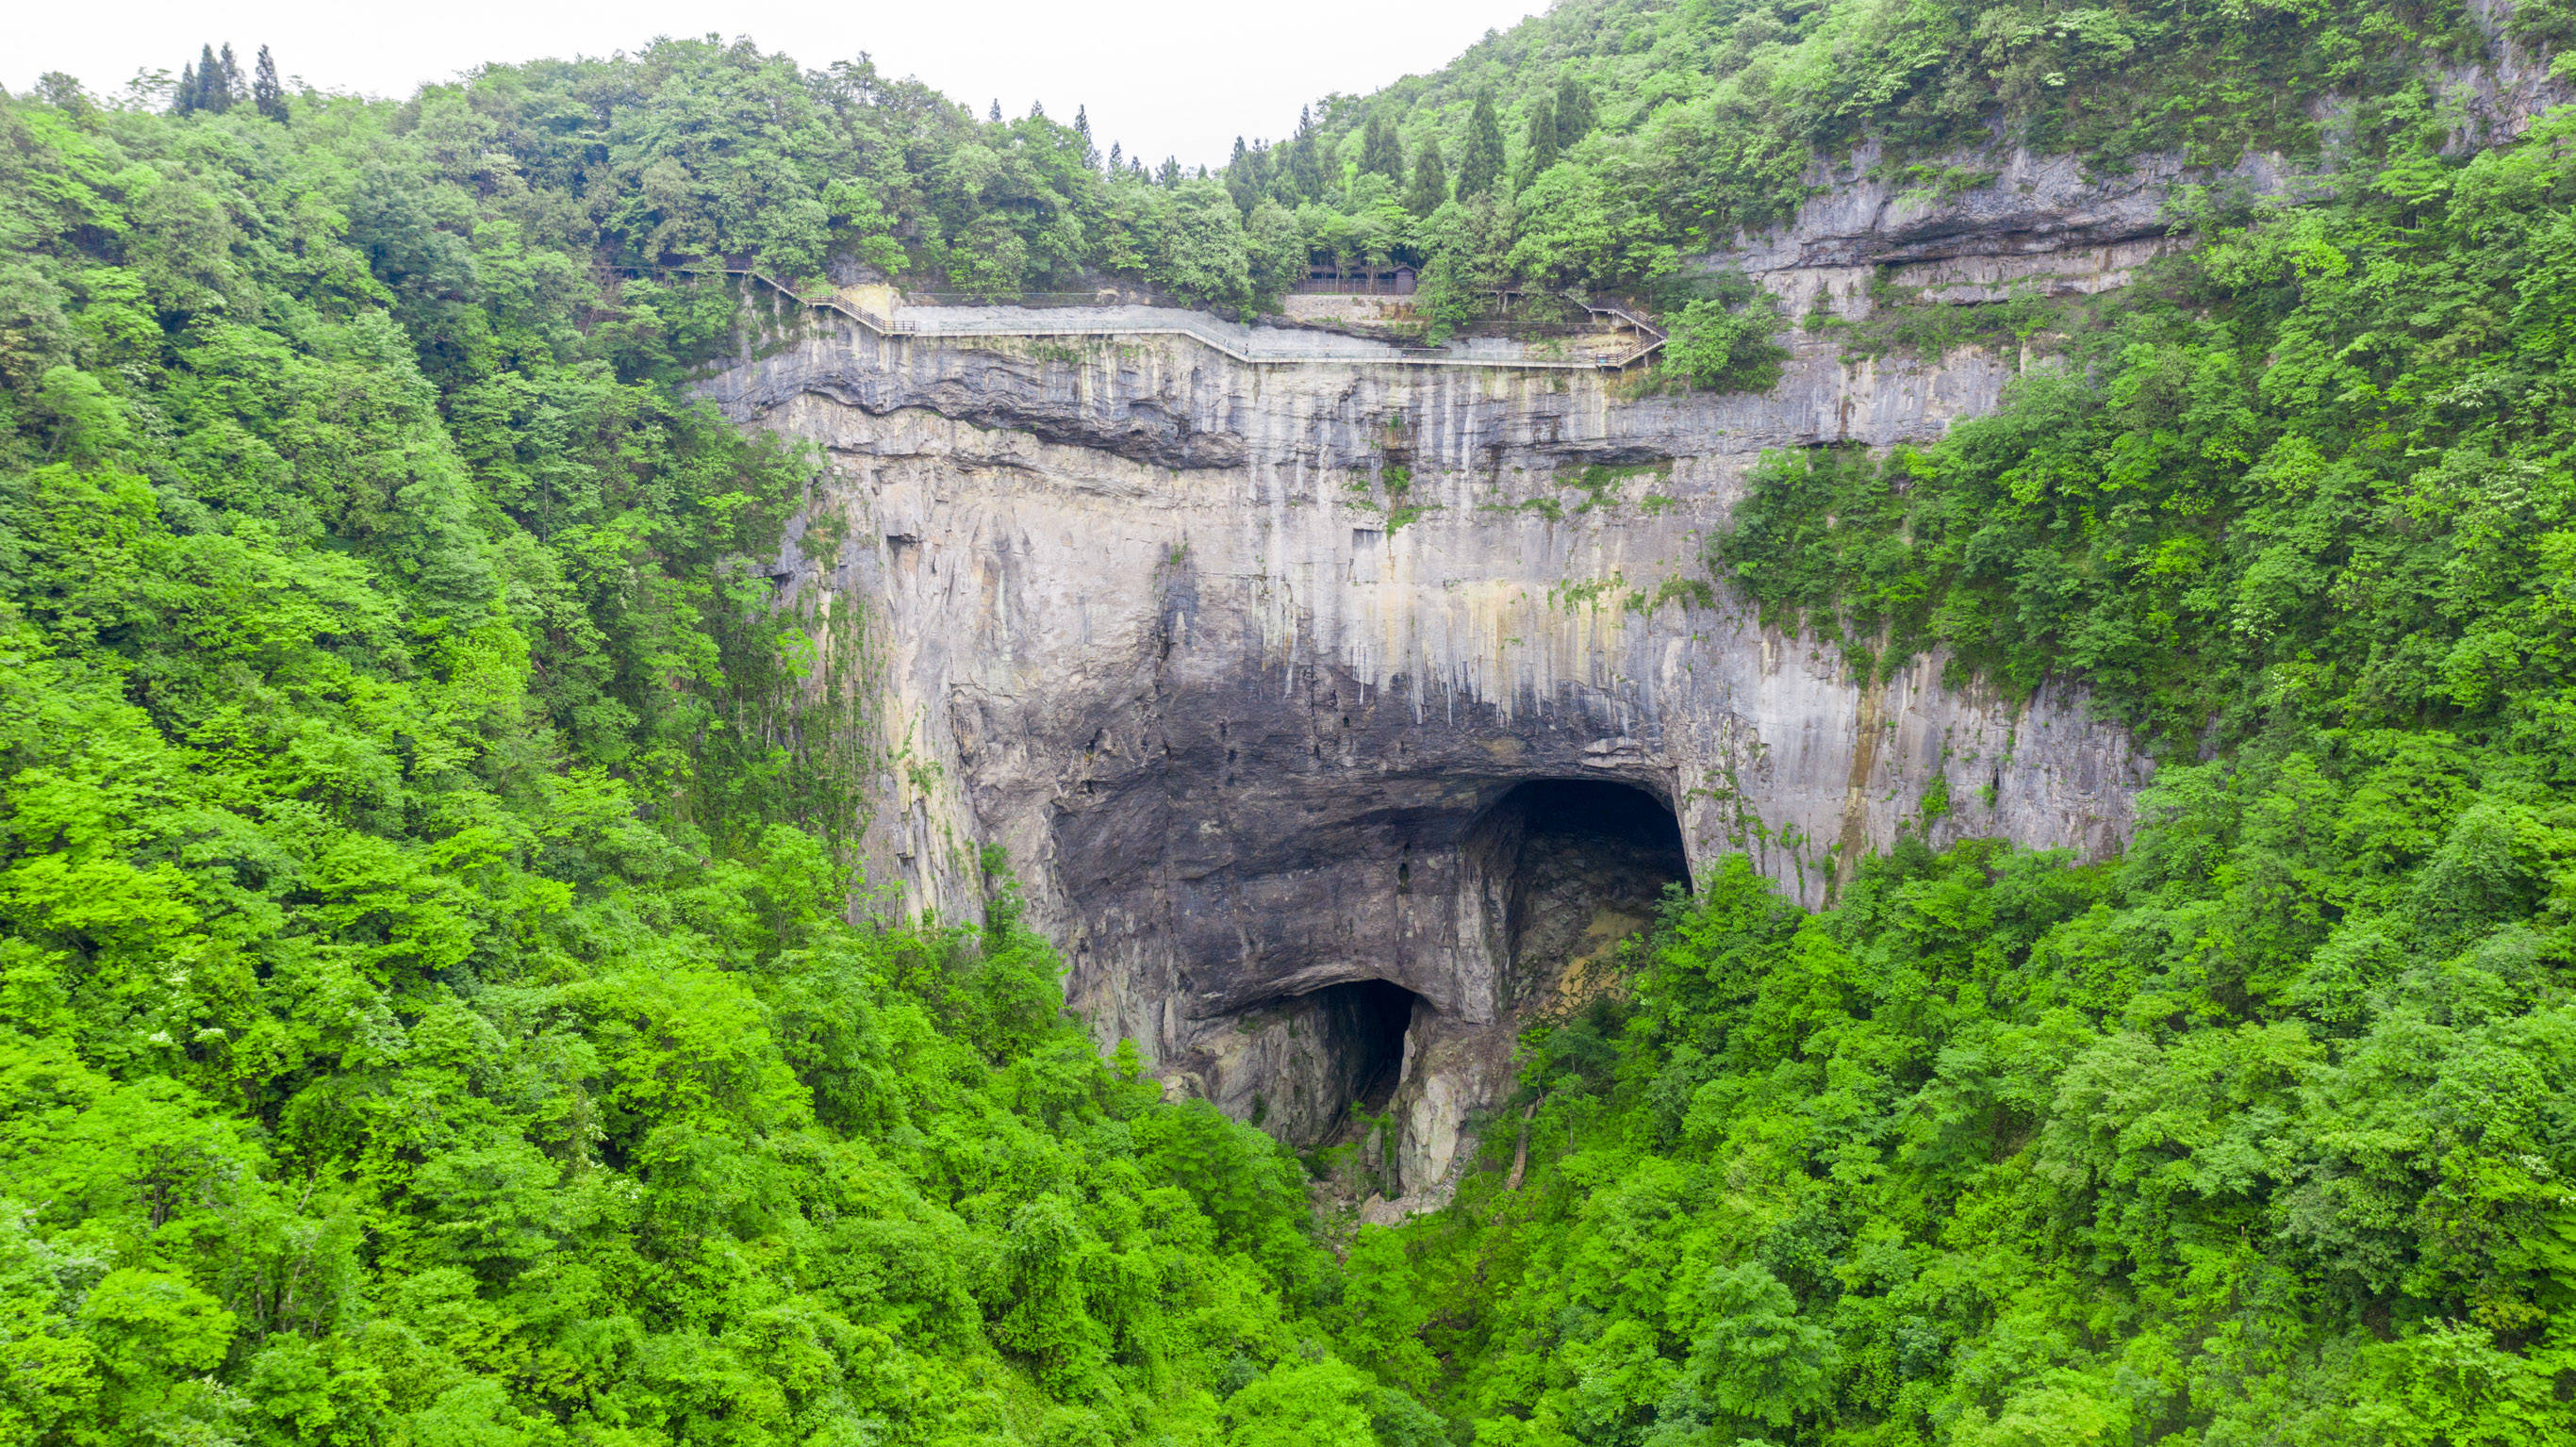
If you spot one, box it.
[8,0,1544,169]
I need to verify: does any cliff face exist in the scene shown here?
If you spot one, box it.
[687,0,2570,1220]
[698,95,2576,1202]
[707,273,2151,1207]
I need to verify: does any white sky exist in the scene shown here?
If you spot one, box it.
[7,0,1544,169]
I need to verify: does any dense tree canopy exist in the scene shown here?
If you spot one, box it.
[8,2,2576,1443]
[1386,72,2576,1447]
[0,50,1371,1447]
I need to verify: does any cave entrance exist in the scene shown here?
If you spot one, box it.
[1478,779,1691,1001]
[1308,977,1418,1120]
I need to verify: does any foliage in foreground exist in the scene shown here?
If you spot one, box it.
[1412,823,2574,1445]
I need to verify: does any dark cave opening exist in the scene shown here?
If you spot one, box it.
[1481,779,1692,992]
[1508,779,1690,864]
[1309,977,1418,1117]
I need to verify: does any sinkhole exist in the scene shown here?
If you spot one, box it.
[1311,977,1418,1116]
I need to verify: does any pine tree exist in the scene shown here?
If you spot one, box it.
[1227,137,1262,214]
[1522,95,1559,183]
[1029,99,1045,119]
[1554,75,1594,153]
[1407,137,1448,215]
[1286,106,1326,203]
[1361,113,1405,183]
[1073,106,1094,165]
[1109,140,1124,173]
[1159,156,1181,189]
[988,99,1003,123]
[1454,90,1506,201]
[192,44,230,113]
[252,44,287,122]
[175,61,198,115]
[218,42,242,105]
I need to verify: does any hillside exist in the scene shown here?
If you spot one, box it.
[2,8,2575,1447]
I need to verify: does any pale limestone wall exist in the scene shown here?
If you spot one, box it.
[1281,293,1419,326]
[708,314,2147,1209]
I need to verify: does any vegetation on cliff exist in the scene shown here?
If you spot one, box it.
[1377,67,2576,1447]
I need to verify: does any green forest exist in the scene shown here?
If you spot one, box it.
[6,2,2576,1444]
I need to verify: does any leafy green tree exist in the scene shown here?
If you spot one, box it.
[1153,178,1255,307]
[1680,1264,1836,1429]
[1223,1360,1380,1447]
[1338,1226,1440,1389]
[1659,289,1785,392]
[1507,163,1673,288]
[1362,112,1406,183]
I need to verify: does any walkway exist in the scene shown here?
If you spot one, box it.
[715,269,1667,372]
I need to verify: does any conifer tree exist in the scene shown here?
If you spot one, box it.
[187,44,234,114]
[1286,106,1327,202]
[218,42,242,103]
[988,98,1002,123]
[1522,94,1559,183]
[1554,75,1594,152]
[1361,113,1405,183]
[174,61,198,115]
[1227,137,1262,213]
[1407,136,1449,215]
[252,44,287,122]
[1454,90,1506,200]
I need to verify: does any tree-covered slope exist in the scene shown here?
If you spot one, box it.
[0,61,1422,1447]
[11,8,2576,1447]
[1215,0,2514,323]
[1373,82,2576,1447]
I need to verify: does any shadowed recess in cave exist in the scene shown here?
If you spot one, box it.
[1482,779,1691,997]
[1313,977,1417,1116]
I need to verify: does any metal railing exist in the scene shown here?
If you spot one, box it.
[903,290,1132,307]
[1568,292,1670,369]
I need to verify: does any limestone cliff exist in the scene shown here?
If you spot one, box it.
[704,113,2551,1206]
